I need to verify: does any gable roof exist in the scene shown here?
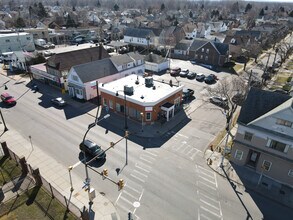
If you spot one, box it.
[144,53,166,64]
[110,54,134,66]
[189,38,209,51]
[73,58,117,83]
[46,45,109,71]
[213,42,229,55]
[174,39,193,50]
[127,52,144,61]
[124,27,156,38]
[238,88,291,125]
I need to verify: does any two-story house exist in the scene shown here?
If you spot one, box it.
[123,27,159,47]
[67,52,145,100]
[231,88,293,197]
[189,38,229,67]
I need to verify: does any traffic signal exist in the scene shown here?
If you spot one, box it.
[103,169,108,177]
[118,179,124,190]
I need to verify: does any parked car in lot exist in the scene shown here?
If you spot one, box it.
[196,74,205,82]
[179,69,189,77]
[170,67,181,77]
[1,92,16,105]
[187,72,196,79]
[204,75,216,84]
[79,139,106,160]
[190,60,197,65]
[182,88,195,101]
[209,96,228,109]
[51,97,66,107]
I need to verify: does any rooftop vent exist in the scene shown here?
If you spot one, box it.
[153,86,156,90]
[124,85,134,96]
[145,77,153,88]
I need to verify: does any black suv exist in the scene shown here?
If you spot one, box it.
[79,140,106,160]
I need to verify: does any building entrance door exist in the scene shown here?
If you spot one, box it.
[247,150,260,168]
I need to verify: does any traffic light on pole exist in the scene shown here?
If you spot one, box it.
[103,169,108,177]
[118,179,124,190]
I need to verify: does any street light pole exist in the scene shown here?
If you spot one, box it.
[81,114,110,207]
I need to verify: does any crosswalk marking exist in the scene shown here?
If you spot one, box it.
[199,175,217,185]
[130,173,146,183]
[139,156,153,164]
[133,169,148,178]
[135,163,150,173]
[197,181,217,191]
[144,150,157,157]
[200,206,222,218]
[200,199,220,211]
[123,190,139,200]
[119,195,133,205]
[198,191,219,203]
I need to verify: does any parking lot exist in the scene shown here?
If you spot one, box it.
[153,59,232,103]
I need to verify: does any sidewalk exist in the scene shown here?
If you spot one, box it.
[1,129,119,220]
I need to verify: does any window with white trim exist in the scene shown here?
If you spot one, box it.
[206,49,209,54]
[116,103,120,112]
[103,98,107,106]
[146,112,151,121]
[201,48,204,52]
[109,100,113,109]
[288,169,293,177]
[262,160,272,171]
[266,139,288,153]
[244,132,253,141]
[234,150,243,160]
[200,55,203,59]
[276,118,292,127]
[205,56,208,61]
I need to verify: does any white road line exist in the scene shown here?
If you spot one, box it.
[115,191,123,204]
[130,174,146,183]
[136,162,152,169]
[123,190,139,200]
[200,206,222,218]
[144,150,157,157]
[200,199,220,211]
[214,172,218,188]
[198,170,215,178]
[185,147,195,155]
[139,156,153,164]
[125,184,141,195]
[133,169,148,178]
[178,133,189,139]
[141,154,156,161]
[119,196,133,205]
[135,163,150,173]
[199,176,217,185]
[199,192,219,203]
[116,202,133,213]
[198,166,215,175]
[133,189,144,214]
[198,181,217,191]
[175,143,188,152]
[190,151,200,160]
[200,214,213,220]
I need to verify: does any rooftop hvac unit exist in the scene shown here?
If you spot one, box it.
[124,85,134,95]
[145,77,153,88]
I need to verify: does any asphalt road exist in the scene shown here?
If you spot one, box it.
[0,65,290,220]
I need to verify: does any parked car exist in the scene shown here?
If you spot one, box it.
[187,72,196,79]
[182,88,195,101]
[170,67,181,77]
[51,97,66,107]
[204,75,216,84]
[196,74,205,81]
[179,69,189,77]
[1,92,16,105]
[79,139,106,160]
[209,96,228,109]
[190,60,197,65]
[209,74,218,81]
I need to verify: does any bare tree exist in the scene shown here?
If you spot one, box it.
[205,76,246,137]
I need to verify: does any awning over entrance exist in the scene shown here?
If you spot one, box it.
[161,102,174,121]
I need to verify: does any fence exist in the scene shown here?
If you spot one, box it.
[1,141,82,219]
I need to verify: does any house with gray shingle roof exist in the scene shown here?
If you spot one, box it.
[144,53,169,73]
[231,88,293,200]
[67,52,145,100]
[123,27,157,47]
[172,38,229,66]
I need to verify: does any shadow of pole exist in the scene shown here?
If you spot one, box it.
[221,166,253,220]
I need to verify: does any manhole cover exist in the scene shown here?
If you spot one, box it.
[133,201,140,208]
